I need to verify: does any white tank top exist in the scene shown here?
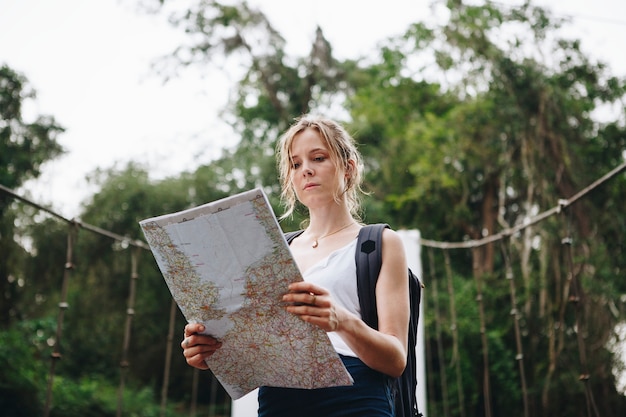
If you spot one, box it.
[302,238,360,357]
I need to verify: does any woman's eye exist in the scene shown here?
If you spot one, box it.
[314,156,325,162]
[292,162,301,169]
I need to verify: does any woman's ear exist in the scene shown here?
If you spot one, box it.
[345,159,356,178]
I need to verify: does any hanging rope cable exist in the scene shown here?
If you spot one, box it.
[472,250,493,417]
[423,252,437,414]
[443,250,466,417]
[117,247,141,417]
[1,160,623,260]
[543,218,572,408]
[161,298,178,417]
[419,161,626,249]
[0,184,150,250]
[500,240,530,417]
[560,206,601,417]
[43,221,78,417]
[428,249,451,416]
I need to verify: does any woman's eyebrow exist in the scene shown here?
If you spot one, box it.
[308,147,328,154]
[291,148,327,158]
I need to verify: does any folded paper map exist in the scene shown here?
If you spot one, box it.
[139,188,353,399]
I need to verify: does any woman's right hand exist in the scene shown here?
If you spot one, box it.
[181,322,222,370]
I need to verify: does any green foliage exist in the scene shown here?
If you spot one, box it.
[20,163,232,402]
[0,65,65,191]
[0,320,201,416]
[48,376,166,417]
[48,376,111,417]
[0,321,48,416]
[0,64,65,329]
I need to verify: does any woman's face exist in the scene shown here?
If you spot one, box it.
[289,127,343,209]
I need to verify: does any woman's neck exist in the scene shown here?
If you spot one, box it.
[306,206,355,237]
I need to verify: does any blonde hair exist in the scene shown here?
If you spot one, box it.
[277,114,365,220]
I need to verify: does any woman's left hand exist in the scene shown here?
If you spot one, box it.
[283,281,341,332]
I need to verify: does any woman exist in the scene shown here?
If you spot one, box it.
[182,115,410,416]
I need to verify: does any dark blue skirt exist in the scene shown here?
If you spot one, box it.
[257,355,394,417]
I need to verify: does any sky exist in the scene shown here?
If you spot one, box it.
[1,0,626,219]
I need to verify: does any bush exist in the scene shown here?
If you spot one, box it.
[0,321,49,417]
[0,319,186,417]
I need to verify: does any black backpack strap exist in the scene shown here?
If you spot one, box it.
[357,224,423,417]
[284,229,304,244]
[355,223,390,329]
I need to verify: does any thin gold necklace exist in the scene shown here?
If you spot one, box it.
[311,222,354,248]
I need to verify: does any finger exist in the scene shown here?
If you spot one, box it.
[184,322,206,338]
[182,334,221,350]
[183,343,219,357]
[283,292,326,307]
[187,354,210,370]
[288,281,328,295]
[285,304,322,319]
[182,337,190,349]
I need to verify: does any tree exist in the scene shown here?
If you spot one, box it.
[25,163,234,401]
[145,1,626,414]
[148,0,357,224]
[0,64,65,328]
[0,63,65,415]
[6,0,626,414]
[346,1,626,415]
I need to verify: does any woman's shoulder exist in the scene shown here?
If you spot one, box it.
[380,227,404,250]
[359,223,403,243]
